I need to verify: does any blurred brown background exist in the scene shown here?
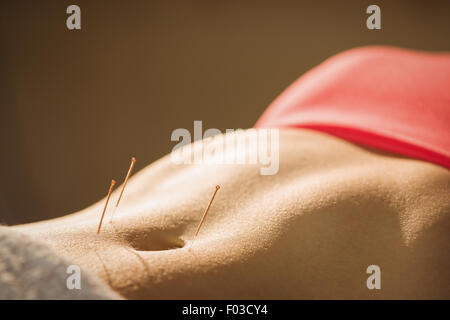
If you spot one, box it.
[1,0,449,224]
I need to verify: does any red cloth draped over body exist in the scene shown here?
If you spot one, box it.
[255,46,450,169]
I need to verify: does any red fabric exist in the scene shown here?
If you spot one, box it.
[255,46,450,169]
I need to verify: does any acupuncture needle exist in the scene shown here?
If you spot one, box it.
[110,157,136,223]
[97,179,116,234]
[189,185,220,250]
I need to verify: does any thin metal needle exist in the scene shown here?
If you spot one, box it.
[110,157,136,222]
[194,185,221,238]
[115,157,136,208]
[97,179,116,234]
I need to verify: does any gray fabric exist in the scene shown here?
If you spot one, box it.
[0,226,121,299]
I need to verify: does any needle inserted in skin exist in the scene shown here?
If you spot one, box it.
[194,185,220,238]
[110,157,136,223]
[97,179,116,234]
[116,157,136,208]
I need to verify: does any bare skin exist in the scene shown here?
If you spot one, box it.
[13,129,450,299]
